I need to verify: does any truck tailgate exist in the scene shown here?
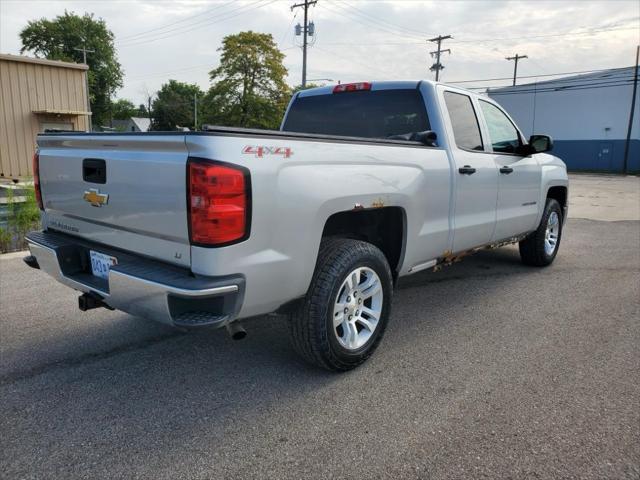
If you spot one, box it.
[37,134,191,267]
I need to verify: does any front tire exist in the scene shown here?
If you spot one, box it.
[289,238,393,371]
[519,198,563,266]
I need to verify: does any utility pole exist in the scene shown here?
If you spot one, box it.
[74,44,95,131]
[291,0,317,87]
[506,53,528,86]
[428,35,452,81]
[194,93,198,131]
[623,45,639,174]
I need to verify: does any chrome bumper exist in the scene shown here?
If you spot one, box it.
[26,230,244,327]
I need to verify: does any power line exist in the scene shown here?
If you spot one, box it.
[127,63,214,82]
[279,10,298,47]
[311,25,638,47]
[118,0,236,41]
[119,0,272,46]
[465,71,637,90]
[447,67,635,85]
[465,75,637,91]
[334,0,432,38]
[486,78,637,95]
[449,25,638,44]
[119,0,270,45]
[326,0,425,40]
[313,45,390,77]
[118,0,275,47]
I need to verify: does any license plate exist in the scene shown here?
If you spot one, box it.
[89,250,117,280]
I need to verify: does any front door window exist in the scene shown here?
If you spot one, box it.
[479,101,521,154]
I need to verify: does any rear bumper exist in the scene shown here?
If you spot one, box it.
[26,230,244,328]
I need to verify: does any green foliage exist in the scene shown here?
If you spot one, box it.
[137,104,149,117]
[0,185,41,253]
[0,227,11,253]
[291,83,322,94]
[203,31,290,130]
[19,11,124,128]
[151,80,203,131]
[111,99,139,120]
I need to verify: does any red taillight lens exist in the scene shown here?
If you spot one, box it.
[32,151,43,210]
[188,160,249,246]
[333,82,372,93]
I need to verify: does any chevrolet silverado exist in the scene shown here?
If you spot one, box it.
[24,80,568,371]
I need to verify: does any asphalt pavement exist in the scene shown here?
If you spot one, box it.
[1,215,638,479]
[0,219,640,479]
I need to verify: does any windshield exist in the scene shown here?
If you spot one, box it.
[282,89,430,139]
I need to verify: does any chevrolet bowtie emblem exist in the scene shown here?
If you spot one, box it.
[83,188,109,207]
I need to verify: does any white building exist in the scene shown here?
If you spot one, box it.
[110,117,151,132]
[488,67,639,173]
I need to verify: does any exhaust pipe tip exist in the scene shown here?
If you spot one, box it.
[226,321,247,340]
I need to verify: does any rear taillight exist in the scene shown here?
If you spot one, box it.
[333,82,372,93]
[187,159,250,246]
[32,151,43,210]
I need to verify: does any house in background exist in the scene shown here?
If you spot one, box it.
[488,67,639,173]
[110,117,151,132]
[0,53,90,179]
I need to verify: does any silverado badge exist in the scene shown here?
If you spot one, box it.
[83,188,109,207]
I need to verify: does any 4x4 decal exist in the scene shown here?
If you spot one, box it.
[242,145,293,158]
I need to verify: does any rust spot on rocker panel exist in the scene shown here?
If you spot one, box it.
[432,236,527,272]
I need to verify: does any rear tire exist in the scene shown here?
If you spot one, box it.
[288,238,393,371]
[519,198,563,266]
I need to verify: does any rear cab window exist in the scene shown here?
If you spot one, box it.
[443,91,484,151]
[282,89,430,139]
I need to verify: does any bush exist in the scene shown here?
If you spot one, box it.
[0,227,11,252]
[0,184,41,253]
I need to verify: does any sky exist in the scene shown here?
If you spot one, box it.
[1,0,639,105]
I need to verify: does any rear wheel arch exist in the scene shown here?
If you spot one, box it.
[320,206,407,280]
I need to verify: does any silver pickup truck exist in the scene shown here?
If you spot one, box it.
[25,80,568,370]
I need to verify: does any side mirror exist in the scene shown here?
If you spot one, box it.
[529,134,553,153]
[411,130,438,147]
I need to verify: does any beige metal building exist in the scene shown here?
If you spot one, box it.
[0,53,90,179]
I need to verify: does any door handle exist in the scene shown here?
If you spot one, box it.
[499,166,514,174]
[458,165,476,175]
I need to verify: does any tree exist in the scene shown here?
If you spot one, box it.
[111,99,138,120]
[139,85,156,122]
[151,80,203,131]
[137,104,149,117]
[203,31,290,130]
[292,83,321,94]
[19,11,123,128]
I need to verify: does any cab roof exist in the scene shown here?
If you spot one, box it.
[295,79,477,98]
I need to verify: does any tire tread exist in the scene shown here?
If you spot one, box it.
[289,238,392,371]
[519,198,562,266]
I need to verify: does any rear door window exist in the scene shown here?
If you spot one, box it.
[282,89,429,139]
[443,91,483,151]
